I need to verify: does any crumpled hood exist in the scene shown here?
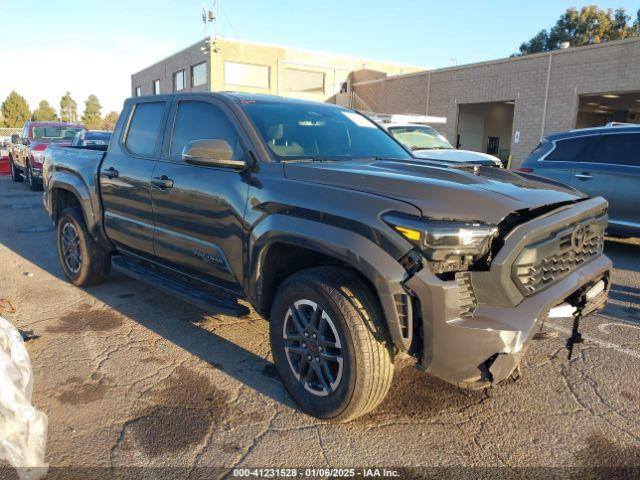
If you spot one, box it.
[413,148,501,165]
[284,159,586,224]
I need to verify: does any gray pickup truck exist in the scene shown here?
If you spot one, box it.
[43,92,612,421]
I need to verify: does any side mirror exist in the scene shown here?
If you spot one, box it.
[21,138,29,146]
[10,134,19,144]
[181,139,246,170]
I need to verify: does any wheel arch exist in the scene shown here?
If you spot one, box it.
[248,214,412,351]
[48,176,111,249]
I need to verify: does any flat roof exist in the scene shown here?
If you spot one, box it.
[353,36,640,87]
[132,36,427,77]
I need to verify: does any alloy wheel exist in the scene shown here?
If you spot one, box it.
[61,222,82,274]
[282,299,344,396]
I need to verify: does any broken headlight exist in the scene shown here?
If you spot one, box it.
[384,212,498,273]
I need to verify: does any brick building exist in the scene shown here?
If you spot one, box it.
[352,37,640,166]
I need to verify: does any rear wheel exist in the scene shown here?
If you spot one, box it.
[9,157,23,182]
[270,267,394,422]
[56,207,111,286]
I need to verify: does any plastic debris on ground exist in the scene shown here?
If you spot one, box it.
[0,315,48,480]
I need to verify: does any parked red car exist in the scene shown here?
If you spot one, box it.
[0,138,11,176]
[9,121,84,190]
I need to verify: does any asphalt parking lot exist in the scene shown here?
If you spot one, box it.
[0,175,639,479]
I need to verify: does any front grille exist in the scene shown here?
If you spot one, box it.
[513,218,605,295]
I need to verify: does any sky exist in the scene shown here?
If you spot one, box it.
[1,0,638,114]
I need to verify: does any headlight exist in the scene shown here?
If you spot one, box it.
[31,151,46,164]
[384,212,497,271]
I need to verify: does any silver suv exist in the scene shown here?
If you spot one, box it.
[517,124,640,237]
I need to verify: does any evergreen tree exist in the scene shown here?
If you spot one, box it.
[81,95,102,129]
[1,91,31,127]
[60,92,78,123]
[32,100,58,121]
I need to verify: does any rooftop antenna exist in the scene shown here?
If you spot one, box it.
[201,1,219,55]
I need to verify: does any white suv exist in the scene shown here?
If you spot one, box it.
[379,121,503,168]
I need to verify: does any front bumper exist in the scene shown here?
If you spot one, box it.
[405,197,612,388]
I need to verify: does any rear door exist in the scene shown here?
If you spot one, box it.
[99,99,168,257]
[535,135,597,187]
[150,95,250,291]
[571,132,640,233]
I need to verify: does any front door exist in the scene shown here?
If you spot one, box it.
[99,99,169,257]
[150,96,249,291]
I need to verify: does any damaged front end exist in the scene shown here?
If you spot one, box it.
[392,196,612,389]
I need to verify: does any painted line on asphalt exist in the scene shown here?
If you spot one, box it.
[546,320,640,361]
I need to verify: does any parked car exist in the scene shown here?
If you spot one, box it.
[71,130,112,147]
[0,137,10,176]
[377,121,503,167]
[9,121,84,190]
[44,93,610,421]
[516,124,640,237]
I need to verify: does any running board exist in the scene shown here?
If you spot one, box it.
[112,255,250,317]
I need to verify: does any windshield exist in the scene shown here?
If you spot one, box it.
[388,126,453,151]
[240,101,412,161]
[32,126,84,141]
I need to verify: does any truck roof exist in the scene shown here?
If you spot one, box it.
[26,121,84,128]
[126,91,350,110]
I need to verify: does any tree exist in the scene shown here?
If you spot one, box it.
[101,111,119,131]
[516,6,640,55]
[31,100,58,121]
[1,91,31,128]
[60,92,78,123]
[81,94,102,129]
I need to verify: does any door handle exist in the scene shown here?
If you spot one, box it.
[101,166,119,179]
[574,173,593,180]
[151,175,174,189]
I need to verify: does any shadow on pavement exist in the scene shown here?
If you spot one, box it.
[0,179,295,410]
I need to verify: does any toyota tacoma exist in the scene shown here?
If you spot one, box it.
[43,93,611,421]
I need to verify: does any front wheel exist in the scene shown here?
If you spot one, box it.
[26,163,41,191]
[56,207,111,286]
[9,157,23,182]
[270,267,394,422]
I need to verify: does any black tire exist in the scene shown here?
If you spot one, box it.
[270,267,394,422]
[9,157,23,182]
[25,162,41,191]
[56,207,111,286]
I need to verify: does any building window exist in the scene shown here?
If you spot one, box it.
[173,70,185,92]
[191,62,207,87]
[224,61,269,89]
[152,79,160,95]
[134,86,141,97]
[285,69,324,94]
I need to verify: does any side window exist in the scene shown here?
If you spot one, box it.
[545,136,593,162]
[591,133,640,167]
[124,102,165,157]
[170,101,243,161]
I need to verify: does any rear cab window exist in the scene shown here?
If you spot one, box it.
[124,102,166,157]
